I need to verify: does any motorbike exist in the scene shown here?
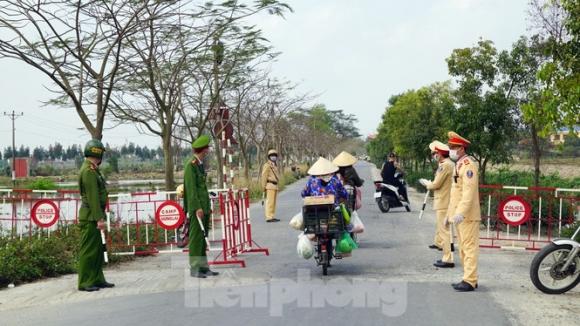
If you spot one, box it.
[530,225,580,294]
[303,202,346,276]
[374,172,411,213]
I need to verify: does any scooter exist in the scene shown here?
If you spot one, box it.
[530,225,580,294]
[374,172,411,213]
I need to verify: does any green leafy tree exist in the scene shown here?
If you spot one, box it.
[446,40,518,183]
[528,0,580,133]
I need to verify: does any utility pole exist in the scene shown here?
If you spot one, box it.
[3,111,24,188]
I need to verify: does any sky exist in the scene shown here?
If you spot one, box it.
[0,0,530,150]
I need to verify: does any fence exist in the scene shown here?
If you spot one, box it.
[0,188,268,267]
[479,185,579,250]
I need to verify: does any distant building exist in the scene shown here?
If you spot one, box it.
[549,126,580,144]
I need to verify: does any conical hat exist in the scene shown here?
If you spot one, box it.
[308,157,339,176]
[429,140,449,153]
[332,151,357,167]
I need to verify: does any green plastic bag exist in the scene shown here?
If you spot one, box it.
[336,232,357,253]
[340,204,351,224]
[343,232,358,250]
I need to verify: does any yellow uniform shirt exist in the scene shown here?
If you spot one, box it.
[448,156,481,221]
[426,158,454,211]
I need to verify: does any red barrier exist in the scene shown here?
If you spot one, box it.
[478,185,579,250]
[210,189,269,267]
[0,188,269,268]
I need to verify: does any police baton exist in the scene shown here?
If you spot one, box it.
[196,214,211,250]
[418,190,430,220]
[100,229,109,264]
[449,221,455,252]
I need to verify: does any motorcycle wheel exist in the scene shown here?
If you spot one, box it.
[530,243,580,294]
[377,197,390,213]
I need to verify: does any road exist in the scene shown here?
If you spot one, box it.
[0,161,578,326]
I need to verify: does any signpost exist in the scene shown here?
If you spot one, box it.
[498,195,532,227]
[31,199,59,228]
[155,200,185,230]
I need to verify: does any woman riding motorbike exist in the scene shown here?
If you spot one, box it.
[301,157,348,264]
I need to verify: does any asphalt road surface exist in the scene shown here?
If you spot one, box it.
[1,161,578,326]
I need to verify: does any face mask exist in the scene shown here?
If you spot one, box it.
[269,156,278,162]
[431,153,439,163]
[449,150,459,162]
[320,175,332,183]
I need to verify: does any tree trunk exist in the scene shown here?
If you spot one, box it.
[213,137,224,189]
[530,124,541,187]
[480,158,488,185]
[162,134,175,191]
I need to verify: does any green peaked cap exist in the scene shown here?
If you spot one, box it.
[192,135,210,149]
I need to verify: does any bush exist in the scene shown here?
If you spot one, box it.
[25,178,58,190]
[0,226,78,287]
[485,168,580,188]
[0,225,130,288]
[560,221,580,240]
[404,168,434,193]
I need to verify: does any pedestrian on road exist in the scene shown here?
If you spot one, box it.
[419,141,455,268]
[77,139,114,292]
[184,135,219,279]
[446,131,481,292]
[261,149,280,222]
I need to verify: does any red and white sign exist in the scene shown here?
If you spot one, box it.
[498,195,532,227]
[31,200,59,228]
[155,200,185,230]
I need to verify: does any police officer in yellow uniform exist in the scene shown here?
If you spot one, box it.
[77,139,114,292]
[420,141,454,268]
[446,131,481,292]
[261,149,280,222]
[184,135,219,278]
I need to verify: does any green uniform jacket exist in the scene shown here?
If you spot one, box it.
[78,159,107,222]
[183,156,211,216]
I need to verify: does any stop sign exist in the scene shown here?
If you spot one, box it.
[155,200,185,230]
[31,200,59,228]
[498,195,532,227]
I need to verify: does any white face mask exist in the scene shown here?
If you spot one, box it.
[320,175,333,183]
[269,156,277,162]
[431,153,439,163]
[449,150,459,162]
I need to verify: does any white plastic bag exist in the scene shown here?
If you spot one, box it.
[297,232,314,259]
[351,211,365,234]
[289,212,304,230]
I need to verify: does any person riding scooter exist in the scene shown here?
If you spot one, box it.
[380,152,409,203]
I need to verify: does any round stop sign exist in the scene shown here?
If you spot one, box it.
[31,200,59,228]
[155,200,185,230]
[498,195,532,227]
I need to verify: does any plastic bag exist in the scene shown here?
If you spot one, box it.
[351,211,365,234]
[289,212,304,230]
[337,232,358,253]
[337,237,352,253]
[340,204,351,224]
[297,232,314,259]
[343,232,358,250]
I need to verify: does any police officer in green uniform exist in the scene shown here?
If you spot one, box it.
[77,139,114,292]
[184,135,219,278]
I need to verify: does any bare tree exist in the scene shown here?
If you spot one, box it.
[0,0,148,139]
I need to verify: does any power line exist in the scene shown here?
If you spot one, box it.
[3,110,24,187]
